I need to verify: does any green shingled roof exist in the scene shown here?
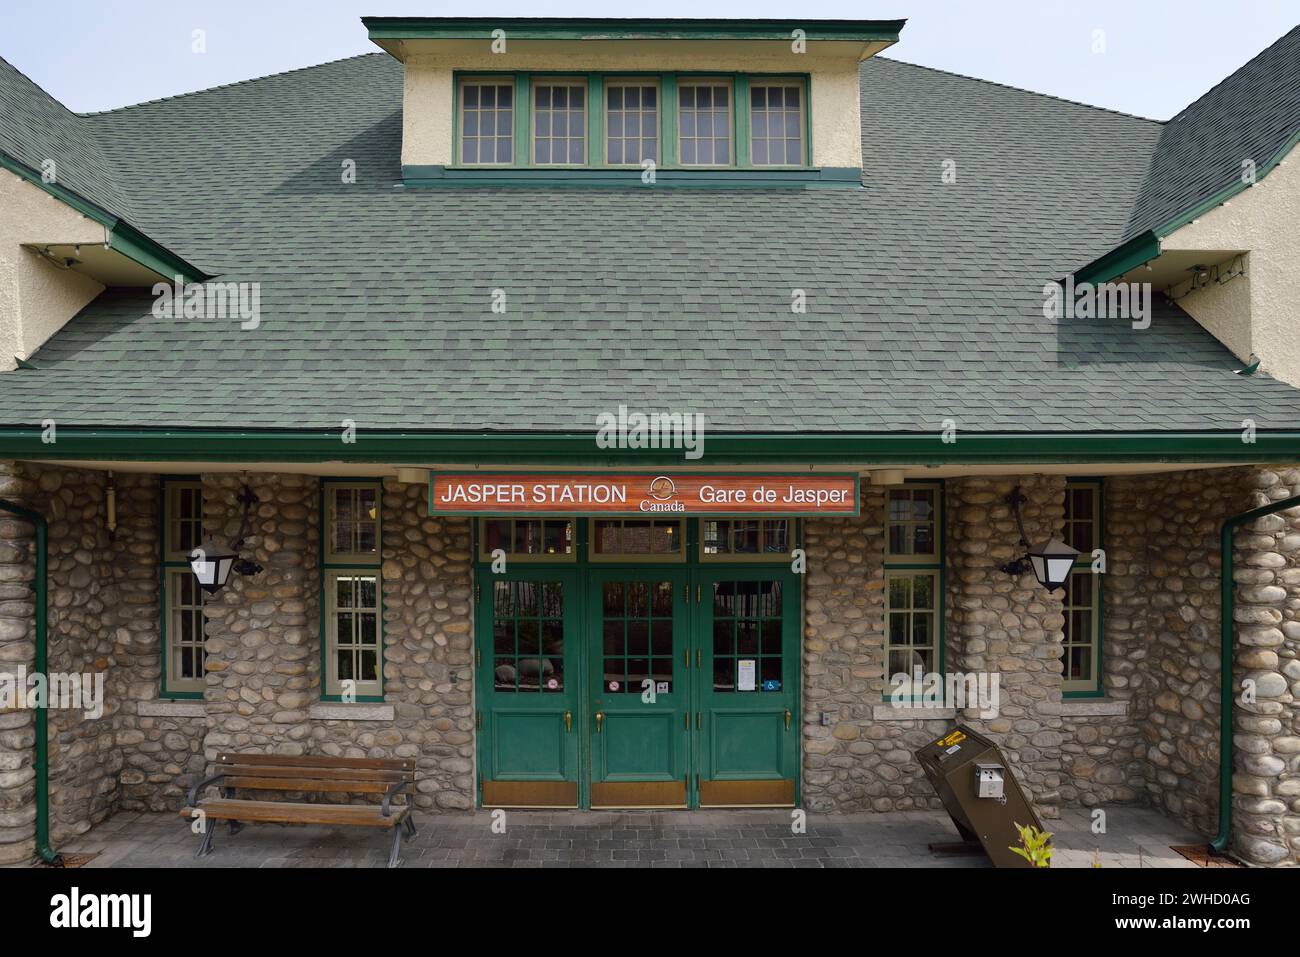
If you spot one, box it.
[1,44,1299,436]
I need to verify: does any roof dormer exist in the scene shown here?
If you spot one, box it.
[363,17,904,188]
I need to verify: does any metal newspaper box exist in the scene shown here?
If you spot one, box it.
[915,725,1043,868]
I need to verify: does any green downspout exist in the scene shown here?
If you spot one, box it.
[0,499,63,865]
[1215,491,1300,854]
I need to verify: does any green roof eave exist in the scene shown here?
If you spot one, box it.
[0,149,207,283]
[1073,230,1161,286]
[362,16,905,44]
[0,428,1297,466]
[1071,126,1300,287]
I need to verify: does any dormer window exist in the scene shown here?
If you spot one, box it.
[677,80,733,166]
[459,79,514,166]
[750,80,806,166]
[454,73,813,173]
[605,81,659,166]
[372,17,904,188]
[532,79,587,166]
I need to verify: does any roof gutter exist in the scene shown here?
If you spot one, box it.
[1215,491,1300,855]
[0,498,63,866]
[1,428,1299,467]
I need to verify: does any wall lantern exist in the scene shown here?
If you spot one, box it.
[997,485,1079,592]
[189,483,264,594]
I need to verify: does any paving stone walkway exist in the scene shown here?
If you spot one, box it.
[54,804,1206,869]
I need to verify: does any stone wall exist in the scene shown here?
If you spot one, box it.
[948,475,1067,819]
[1098,468,1250,837]
[200,473,317,759]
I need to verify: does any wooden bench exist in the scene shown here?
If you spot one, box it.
[179,752,418,868]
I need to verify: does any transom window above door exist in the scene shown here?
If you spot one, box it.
[453,73,809,171]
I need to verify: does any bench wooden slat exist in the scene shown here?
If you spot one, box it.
[217,752,414,772]
[222,775,397,794]
[219,764,414,783]
[181,799,406,828]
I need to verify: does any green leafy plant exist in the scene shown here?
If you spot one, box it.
[1009,822,1054,868]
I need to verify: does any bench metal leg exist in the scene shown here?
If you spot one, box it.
[388,823,406,869]
[403,814,417,839]
[195,823,215,859]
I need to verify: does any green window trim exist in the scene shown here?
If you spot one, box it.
[319,479,386,702]
[451,70,813,173]
[883,480,946,701]
[158,475,205,699]
[1063,479,1105,698]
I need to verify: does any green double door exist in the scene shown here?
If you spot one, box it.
[476,565,798,808]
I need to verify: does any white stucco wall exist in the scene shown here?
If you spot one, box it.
[0,174,106,370]
[401,43,864,169]
[1164,152,1300,386]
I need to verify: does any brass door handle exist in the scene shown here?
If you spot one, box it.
[563,711,572,733]
[595,711,604,733]
[784,709,792,732]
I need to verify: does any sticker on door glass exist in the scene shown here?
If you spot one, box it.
[762,679,781,691]
[737,659,756,692]
[608,680,620,692]
[657,681,670,694]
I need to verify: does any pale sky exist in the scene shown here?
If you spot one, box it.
[2,0,1296,120]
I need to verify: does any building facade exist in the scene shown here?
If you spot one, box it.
[1,17,1300,867]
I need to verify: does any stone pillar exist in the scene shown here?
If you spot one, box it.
[948,474,1066,819]
[201,474,316,758]
[1232,467,1300,866]
[0,462,36,865]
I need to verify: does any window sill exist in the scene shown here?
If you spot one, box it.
[871,704,957,722]
[402,165,862,190]
[1060,698,1129,718]
[139,700,206,718]
[309,702,395,722]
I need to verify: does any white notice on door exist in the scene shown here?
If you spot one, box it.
[737,658,756,692]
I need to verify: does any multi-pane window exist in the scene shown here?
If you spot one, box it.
[600,580,674,694]
[161,479,205,697]
[884,483,943,699]
[712,580,784,692]
[460,80,514,166]
[592,519,682,559]
[749,81,804,166]
[326,573,381,698]
[324,483,380,562]
[678,81,732,166]
[606,82,659,165]
[456,74,814,171]
[701,519,790,558]
[886,572,939,683]
[492,580,565,692]
[322,481,383,699]
[164,568,206,694]
[480,519,575,561]
[533,80,586,165]
[1063,481,1102,695]
[886,486,938,561]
